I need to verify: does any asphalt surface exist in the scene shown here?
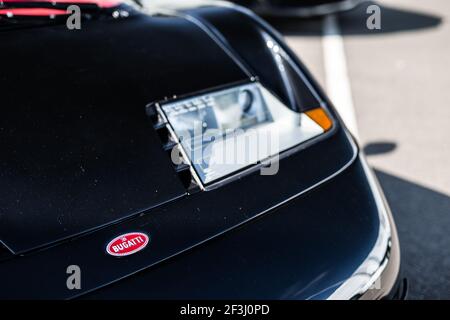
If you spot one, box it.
[266,0,450,299]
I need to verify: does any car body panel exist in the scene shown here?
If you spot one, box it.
[0,1,400,300]
[84,155,392,300]
[0,123,357,299]
[231,0,364,17]
[0,8,251,253]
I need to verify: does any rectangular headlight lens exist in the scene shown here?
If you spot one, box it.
[160,82,328,186]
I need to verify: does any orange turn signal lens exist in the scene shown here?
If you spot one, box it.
[305,108,333,132]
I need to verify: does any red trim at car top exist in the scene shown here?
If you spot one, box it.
[0,8,68,16]
[0,0,121,9]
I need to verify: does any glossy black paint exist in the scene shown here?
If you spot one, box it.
[0,2,398,299]
[0,8,250,253]
[0,124,356,299]
[231,0,362,17]
[84,156,379,300]
[185,6,322,112]
[234,0,349,9]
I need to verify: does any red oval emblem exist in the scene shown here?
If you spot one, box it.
[106,232,150,257]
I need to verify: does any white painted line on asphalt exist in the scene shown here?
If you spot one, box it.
[322,14,359,139]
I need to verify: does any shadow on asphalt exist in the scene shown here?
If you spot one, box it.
[374,169,450,299]
[363,142,397,156]
[266,1,442,36]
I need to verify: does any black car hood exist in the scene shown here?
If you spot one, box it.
[0,10,249,253]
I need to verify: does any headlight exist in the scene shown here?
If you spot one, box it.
[151,81,333,189]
